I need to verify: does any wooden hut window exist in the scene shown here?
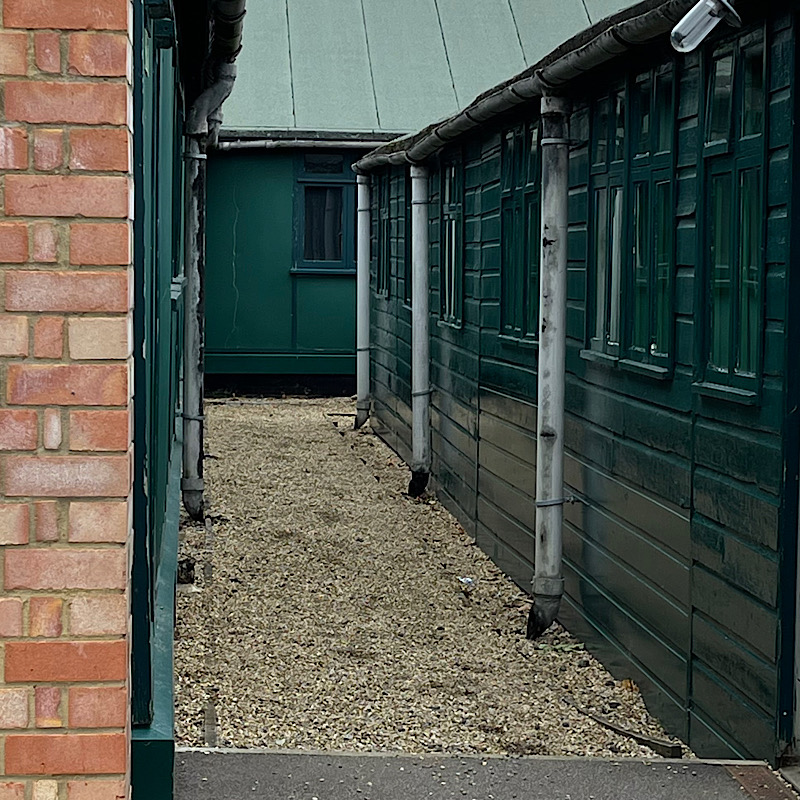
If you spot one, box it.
[403,172,412,306]
[586,66,676,374]
[700,29,765,398]
[500,121,541,341]
[376,173,390,297]
[294,151,357,273]
[439,156,463,326]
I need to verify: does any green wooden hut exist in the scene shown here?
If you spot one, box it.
[203,0,619,376]
[355,0,800,767]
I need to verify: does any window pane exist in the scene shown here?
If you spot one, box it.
[592,99,609,166]
[501,130,516,192]
[528,122,540,185]
[304,186,342,261]
[526,196,540,337]
[710,173,732,371]
[737,169,760,374]
[633,77,651,157]
[655,71,673,153]
[403,175,412,304]
[501,200,521,335]
[593,187,608,341]
[608,187,624,344]
[653,181,671,356]
[631,183,649,351]
[707,55,733,144]
[304,153,344,174]
[613,93,625,162]
[742,44,764,138]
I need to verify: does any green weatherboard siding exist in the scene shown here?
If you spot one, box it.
[205,150,357,374]
[368,11,797,765]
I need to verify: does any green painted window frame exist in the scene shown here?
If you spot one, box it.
[500,120,541,342]
[375,172,390,297]
[698,28,766,400]
[439,152,464,326]
[584,66,677,377]
[292,150,357,275]
[403,171,413,307]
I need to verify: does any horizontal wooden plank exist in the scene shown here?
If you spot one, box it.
[476,495,534,567]
[478,410,536,464]
[478,440,535,496]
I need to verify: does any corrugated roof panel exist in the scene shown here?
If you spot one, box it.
[288,0,379,132]
[510,0,591,64]
[584,0,640,24]
[219,0,294,130]
[362,0,459,133]
[434,0,526,108]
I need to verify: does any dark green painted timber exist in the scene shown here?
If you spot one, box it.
[368,7,798,766]
[205,150,359,375]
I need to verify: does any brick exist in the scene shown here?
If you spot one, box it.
[69,318,129,360]
[35,33,61,73]
[5,175,129,218]
[69,500,128,542]
[6,271,128,313]
[69,687,126,728]
[30,597,63,637]
[35,687,63,728]
[0,599,23,636]
[0,597,22,637]
[0,503,29,545]
[69,594,127,636]
[0,222,28,262]
[0,688,29,728]
[5,82,126,125]
[6,641,126,683]
[7,364,128,406]
[34,129,63,171]
[70,411,130,454]
[0,409,38,450]
[4,0,128,31]
[33,782,58,800]
[3,454,130,498]
[6,549,126,591]
[68,34,127,77]
[69,222,130,266]
[0,32,27,75]
[67,781,126,800]
[0,127,28,170]
[0,784,25,800]
[34,501,60,543]
[44,409,62,450]
[69,130,129,173]
[33,223,59,263]
[5,732,126,775]
[34,317,64,359]
[0,316,28,356]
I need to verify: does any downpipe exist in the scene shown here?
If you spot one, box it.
[355,174,371,429]
[527,95,571,639]
[409,165,430,497]
[182,62,237,520]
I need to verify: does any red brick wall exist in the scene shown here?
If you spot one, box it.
[0,1,132,798]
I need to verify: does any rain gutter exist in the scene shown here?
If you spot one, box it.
[353,0,693,174]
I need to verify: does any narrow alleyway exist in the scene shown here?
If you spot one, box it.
[175,396,680,758]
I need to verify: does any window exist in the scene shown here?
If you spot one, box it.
[403,172,413,306]
[440,156,463,325]
[293,151,356,273]
[586,66,675,372]
[376,173,390,297]
[500,121,541,340]
[702,31,765,395]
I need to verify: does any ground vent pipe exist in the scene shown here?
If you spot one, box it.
[408,165,431,497]
[527,95,571,639]
[354,175,371,429]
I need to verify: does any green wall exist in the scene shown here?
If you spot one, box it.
[369,10,798,765]
[205,150,356,374]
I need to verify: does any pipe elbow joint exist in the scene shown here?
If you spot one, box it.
[526,592,562,639]
[354,409,369,430]
[408,470,429,498]
[182,487,205,522]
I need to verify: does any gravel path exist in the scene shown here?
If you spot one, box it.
[174,397,686,758]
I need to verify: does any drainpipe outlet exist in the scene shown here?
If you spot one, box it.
[408,470,429,498]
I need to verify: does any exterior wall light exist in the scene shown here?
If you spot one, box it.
[670,0,741,52]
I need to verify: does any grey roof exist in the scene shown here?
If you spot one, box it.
[222,0,640,136]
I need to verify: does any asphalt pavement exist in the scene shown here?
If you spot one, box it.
[175,748,799,800]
